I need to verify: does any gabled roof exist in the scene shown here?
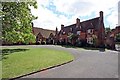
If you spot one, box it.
[63,24,76,34]
[81,17,100,31]
[33,27,55,38]
[60,17,100,34]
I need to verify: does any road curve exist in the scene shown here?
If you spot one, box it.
[9,45,118,78]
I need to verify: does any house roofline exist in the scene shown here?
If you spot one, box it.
[33,27,55,32]
[63,17,100,28]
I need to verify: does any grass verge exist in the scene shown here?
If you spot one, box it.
[2,47,74,78]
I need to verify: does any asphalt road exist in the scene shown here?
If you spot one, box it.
[10,45,118,78]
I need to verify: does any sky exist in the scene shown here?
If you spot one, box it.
[30,0,119,30]
[119,1,120,26]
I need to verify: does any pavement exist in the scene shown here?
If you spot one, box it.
[5,45,118,78]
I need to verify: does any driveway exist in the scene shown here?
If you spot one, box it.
[19,45,118,78]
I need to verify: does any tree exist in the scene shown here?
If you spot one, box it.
[1,0,37,44]
[68,33,78,40]
[92,34,97,47]
[116,33,120,42]
[105,27,111,34]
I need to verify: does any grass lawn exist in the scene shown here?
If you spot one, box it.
[0,61,2,79]
[2,47,74,78]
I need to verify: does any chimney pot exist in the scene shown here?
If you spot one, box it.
[61,24,64,30]
[99,11,103,20]
[76,18,80,26]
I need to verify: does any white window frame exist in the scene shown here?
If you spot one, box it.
[87,29,91,33]
[87,37,93,44]
[87,29,93,34]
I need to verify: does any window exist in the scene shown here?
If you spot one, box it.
[68,32,73,36]
[80,26,81,29]
[76,26,81,29]
[87,29,93,34]
[77,31,81,35]
[60,37,62,40]
[110,34,114,37]
[87,37,93,44]
[87,29,91,33]
[68,32,71,36]
[63,31,65,34]
[76,25,78,28]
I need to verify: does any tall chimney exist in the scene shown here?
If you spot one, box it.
[76,18,80,26]
[61,24,64,30]
[55,27,58,35]
[99,11,103,21]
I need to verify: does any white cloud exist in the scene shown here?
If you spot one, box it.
[107,10,118,27]
[53,0,95,16]
[118,1,120,26]
[31,0,119,30]
[30,3,71,30]
[53,0,118,16]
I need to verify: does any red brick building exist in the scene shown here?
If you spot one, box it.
[32,27,55,44]
[106,26,120,49]
[55,11,105,47]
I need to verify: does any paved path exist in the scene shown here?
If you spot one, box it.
[6,45,118,78]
